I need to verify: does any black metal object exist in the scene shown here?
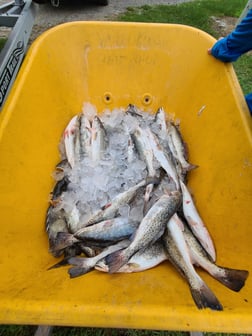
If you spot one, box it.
[0,0,37,109]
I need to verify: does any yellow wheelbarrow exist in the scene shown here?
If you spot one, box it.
[0,21,251,333]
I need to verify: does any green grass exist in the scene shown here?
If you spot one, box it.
[51,328,188,336]
[0,326,251,336]
[0,325,36,336]
[0,37,6,51]
[0,0,251,335]
[0,326,250,336]
[234,54,252,95]
[0,326,189,336]
[118,0,247,37]
[118,0,251,95]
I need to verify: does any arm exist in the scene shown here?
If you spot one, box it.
[210,9,252,62]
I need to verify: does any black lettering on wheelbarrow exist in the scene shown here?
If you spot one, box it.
[0,41,24,109]
[101,54,127,66]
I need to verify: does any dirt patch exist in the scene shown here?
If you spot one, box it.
[1,0,192,42]
[29,0,193,42]
[210,16,237,37]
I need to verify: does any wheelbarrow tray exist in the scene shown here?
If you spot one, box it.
[0,21,252,332]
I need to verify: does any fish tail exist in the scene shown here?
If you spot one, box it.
[213,267,249,292]
[105,249,129,273]
[68,266,93,278]
[67,256,85,266]
[47,257,70,270]
[67,257,94,278]
[190,279,223,311]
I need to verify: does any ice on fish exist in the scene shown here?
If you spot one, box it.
[46,103,249,311]
[82,102,97,120]
[102,107,125,129]
[118,204,131,218]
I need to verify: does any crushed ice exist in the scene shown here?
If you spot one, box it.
[57,104,157,223]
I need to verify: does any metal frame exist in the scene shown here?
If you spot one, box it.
[237,0,252,25]
[0,0,37,109]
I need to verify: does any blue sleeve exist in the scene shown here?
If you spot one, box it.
[211,9,252,62]
[245,93,252,115]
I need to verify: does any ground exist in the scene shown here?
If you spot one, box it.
[0,0,237,43]
[211,15,237,36]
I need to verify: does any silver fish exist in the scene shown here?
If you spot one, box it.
[90,115,108,163]
[146,128,179,190]
[132,126,157,173]
[83,178,156,227]
[106,191,182,273]
[52,159,71,182]
[143,172,174,214]
[67,239,130,278]
[46,204,82,255]
[49,175,70,207]
[46,205,69,257]
[166,122,198,173]
[164,213,223,311]
[153,107,167,135]
[123,122,135,164]
[180,180,216,261]
[46,204,83,261]
[63,115,80,168]
[65,204,81,233]
[131,126,158,210]
[53,217,139,251]
[95,241,168,273]
[75,217,138,241]
[46,171,83,257]
[183,224,249,292]
[78,112,92,160]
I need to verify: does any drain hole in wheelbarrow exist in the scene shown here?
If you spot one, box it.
[103,92,113,104]
[142,93,152,106]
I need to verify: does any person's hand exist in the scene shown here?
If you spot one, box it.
[208,37,224,55]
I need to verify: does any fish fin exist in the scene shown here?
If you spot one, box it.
[68,266,93,278]
[50,232,77,254]
[64,245,83,258]
[95,261,109,273]
[122,262,140,272]
[188,163,199,171]
[105,249,129,273]
[183,164,199,173]
[214,267,249,292]
[190,281,223,311]
[47,258,70,270]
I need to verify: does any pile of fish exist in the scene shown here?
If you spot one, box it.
[46,103,249,311]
